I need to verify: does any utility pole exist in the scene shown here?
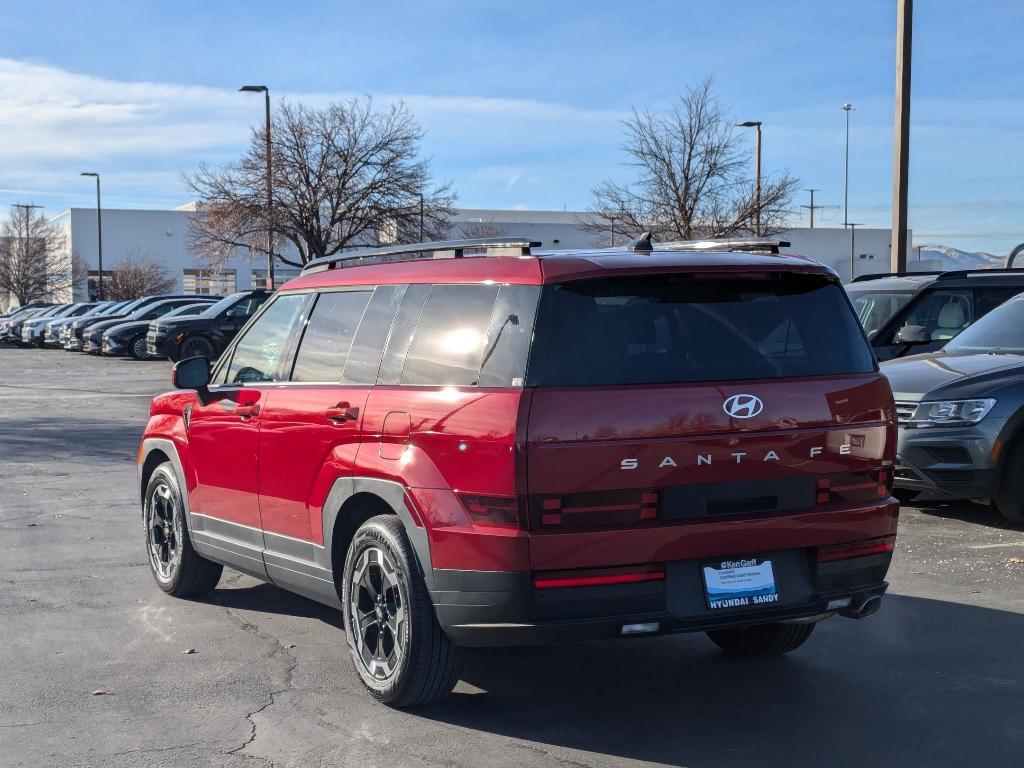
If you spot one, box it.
[842,103,854,228]
[419,193,425,241]
[890,0,913,273]
[848,222,863,281]
[737,121,762,236]
[801,189,822,228]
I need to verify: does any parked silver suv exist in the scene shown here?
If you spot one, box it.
[882,292,1024,523]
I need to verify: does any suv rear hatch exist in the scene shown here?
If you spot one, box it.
[524,268,895,572]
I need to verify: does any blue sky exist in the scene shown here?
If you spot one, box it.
[1,0,1022,254]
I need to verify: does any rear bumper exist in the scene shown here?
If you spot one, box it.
[433,550,892,647]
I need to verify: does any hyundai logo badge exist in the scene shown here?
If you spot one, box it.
[723,394,764,419]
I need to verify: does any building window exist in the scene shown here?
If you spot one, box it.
[183,268,236,296]
[250,268,300,290]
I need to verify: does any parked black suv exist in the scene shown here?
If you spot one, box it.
[846,268,1024,361]
[84,297,221,354]
[65,295,208,351]
[146,289,272,361]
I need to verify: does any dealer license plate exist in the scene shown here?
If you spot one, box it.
[702,557,779,610]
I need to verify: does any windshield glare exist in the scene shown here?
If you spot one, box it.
[845,289,915,336]
[945,295,1024,353]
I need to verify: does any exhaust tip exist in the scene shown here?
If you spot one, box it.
[840,594,883,620]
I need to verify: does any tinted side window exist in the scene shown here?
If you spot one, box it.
[226,293,306,384]
[227,294,269,319]
[478,285,541,387]
[377,284,430,385]
[976,287,1024,316]
[290,290,372,382]
[401,284,500,386]
[342,285,407,385]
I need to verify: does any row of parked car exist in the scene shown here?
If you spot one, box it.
[0,289,272,361]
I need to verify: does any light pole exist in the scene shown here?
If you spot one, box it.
[842,103,854,228]
[737,121,762,236]
[239,85,273,289]
[79,173,103,300]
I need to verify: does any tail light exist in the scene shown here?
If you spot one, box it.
[818,535,896,563]
[458,494,521,528]
[534,564,666,589]
[816,466,893,505]
[531,488,659,529]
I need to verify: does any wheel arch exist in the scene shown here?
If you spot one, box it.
[321,477,436,594]
[138,438,198,546]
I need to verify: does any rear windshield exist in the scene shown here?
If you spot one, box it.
[528,272,875,386]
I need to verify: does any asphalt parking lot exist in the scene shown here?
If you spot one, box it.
[2,347,1024,768]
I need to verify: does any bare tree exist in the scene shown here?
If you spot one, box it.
[0,204,70,305]
[101,251,176,300]
[186,97,457,268]
[580,78,798,244]
[458,219,509,239]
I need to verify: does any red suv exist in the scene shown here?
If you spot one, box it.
[138,237,898,706]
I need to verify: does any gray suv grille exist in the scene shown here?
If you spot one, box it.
[895,401,917,426]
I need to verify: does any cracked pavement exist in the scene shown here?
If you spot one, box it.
[2,346,1024,767]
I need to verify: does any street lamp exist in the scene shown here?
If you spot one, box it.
[239,85,274,289]
[80,172,103,300]
[736,121,762,236]
[842,103,854,228]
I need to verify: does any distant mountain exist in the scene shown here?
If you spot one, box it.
[916,244,1005,271]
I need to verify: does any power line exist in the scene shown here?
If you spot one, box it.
[799,188,839,229]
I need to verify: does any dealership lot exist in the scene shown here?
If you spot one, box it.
[2,347,1024,767]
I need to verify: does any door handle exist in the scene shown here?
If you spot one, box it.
[325,402,359,423]
[236,403,261,420]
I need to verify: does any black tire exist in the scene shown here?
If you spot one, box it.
[706,622,815,656]
[128,334,149,360]
[995,443,1024,524]
[341,515,463,707]
[893,488,921,505]
[177,335,215,361]
[143,463,222,597]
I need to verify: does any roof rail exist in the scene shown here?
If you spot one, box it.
[936,267,1024,280]
[301,237,542,274]
[851,270,945,282]
[656,238,791,254]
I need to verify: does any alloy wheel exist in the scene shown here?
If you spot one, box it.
[131,336,148,360]
[146,480,183,581]
[349,546,406,680]
[180,337,214,359]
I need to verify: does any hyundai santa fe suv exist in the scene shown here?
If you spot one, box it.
[138,237,899,706]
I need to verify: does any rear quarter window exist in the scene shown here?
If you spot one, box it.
[528,272,875,387]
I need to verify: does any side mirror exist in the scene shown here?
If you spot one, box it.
[895,324,930,345]
[171,356,211,390]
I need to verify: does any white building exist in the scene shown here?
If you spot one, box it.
[39,204,916,304]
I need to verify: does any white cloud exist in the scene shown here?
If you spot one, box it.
[0,57,625,211]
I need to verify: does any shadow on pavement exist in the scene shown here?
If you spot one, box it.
[0,415,143,462]
[205,581,342,628]
[911,499,1021,531]
[415,594,1024,767]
